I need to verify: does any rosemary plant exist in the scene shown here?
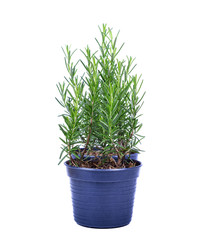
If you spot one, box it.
[56,24,145,168]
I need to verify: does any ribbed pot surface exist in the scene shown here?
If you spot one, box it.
[65,159,141,228]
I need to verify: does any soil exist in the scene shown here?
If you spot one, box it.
[68,157,139,169]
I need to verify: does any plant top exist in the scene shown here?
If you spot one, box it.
[56,24,145,168]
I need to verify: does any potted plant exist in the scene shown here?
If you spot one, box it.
[56,24,145,228]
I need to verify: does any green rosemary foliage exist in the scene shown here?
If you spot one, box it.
[56,24,145,166]
[79,46,101,158]
[56,46,84,166]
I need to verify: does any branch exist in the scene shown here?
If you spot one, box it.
[80,118,92,160]
[68,142,77,166]
[113,143,121,166]
[80,99,94,160]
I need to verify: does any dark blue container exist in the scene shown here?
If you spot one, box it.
[64,158,142,228]
[126,152,138,160]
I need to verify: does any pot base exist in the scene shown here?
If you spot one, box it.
[75,221,131,229]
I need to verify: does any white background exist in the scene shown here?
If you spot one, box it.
[0,0,213,239]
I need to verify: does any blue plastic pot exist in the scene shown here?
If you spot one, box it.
[64,158,142,228]
[126,152,138,160]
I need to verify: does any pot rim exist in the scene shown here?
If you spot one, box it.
[64,159,142,172]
